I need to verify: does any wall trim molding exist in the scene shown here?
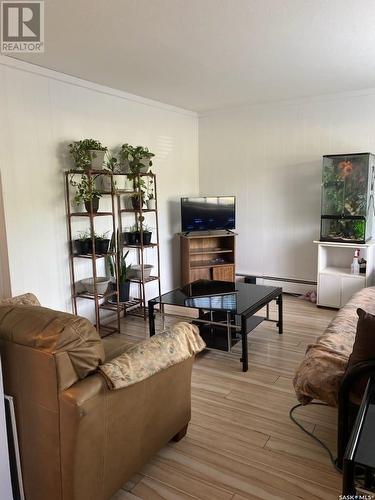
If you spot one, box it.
[0,55,197,118]
[199,86,375,118]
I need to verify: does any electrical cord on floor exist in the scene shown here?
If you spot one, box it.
[289,402,342,473]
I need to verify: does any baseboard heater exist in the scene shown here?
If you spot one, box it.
[237,273,317,295]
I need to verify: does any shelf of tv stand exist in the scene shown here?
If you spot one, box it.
[190,261,233,269]
[189,248,233,255]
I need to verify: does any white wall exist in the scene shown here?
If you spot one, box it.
[0,57,199,313]
[199,90,375,282]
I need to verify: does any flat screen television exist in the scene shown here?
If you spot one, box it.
[181,196,235,232]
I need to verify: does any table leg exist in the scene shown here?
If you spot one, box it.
[148,300,156,337]
[277,293,283,335]
[241,316,248,372]
[342,458,356,495]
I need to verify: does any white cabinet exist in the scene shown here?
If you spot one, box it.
[341,276,366,305]
[315,240,375,308]
[318,274,341,308]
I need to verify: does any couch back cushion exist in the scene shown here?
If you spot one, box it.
[0,305,105,390]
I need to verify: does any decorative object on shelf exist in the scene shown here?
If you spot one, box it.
[69,139,108,172]
[131,264,153,280]
[119,143,155,174]
[359,258,367,274]
[81,277,110,295]
[320,153,375,243]
[69,174,102,213]
[350,249,360,275]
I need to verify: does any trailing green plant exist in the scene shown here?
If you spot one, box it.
[147,176,155,200]
[106,232,132,283]
[119,143,155,174]
[70,174,101,204]
[69,139,108,171]
[105,155,120,172]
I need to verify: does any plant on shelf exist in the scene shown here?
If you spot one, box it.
[95,231,111,254]
[146,176,156,209]
[135,220,153,246]
[123,225,138,245]
[70,174,102,213]
[130,175,147,210]
[73,231,90,255]
[69,139,108,172]
[106,232,132,302]
[119,143,155,174]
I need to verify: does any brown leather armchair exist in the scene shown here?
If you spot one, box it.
[0,300,195,500]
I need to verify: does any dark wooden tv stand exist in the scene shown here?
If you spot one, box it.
[180,231,236,286]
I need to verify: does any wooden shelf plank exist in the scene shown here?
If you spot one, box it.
[70,212,113,217]
[72,252,115,259]
[190,261,234,269]
[128,276,159,284]
[120,209,156,213]
[189,248,233,255]
[123,243,158,249]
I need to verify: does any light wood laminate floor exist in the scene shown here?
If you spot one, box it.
[111,295,341,500]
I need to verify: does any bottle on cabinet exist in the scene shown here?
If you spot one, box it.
[351,249,360,275]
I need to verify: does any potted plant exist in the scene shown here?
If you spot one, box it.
[73,231,90,255]
[128,174,147,210]
[97,155,128,192]
[123,225,138,245]
[131,191,145,211]
[70,174,102,213]
[119,143,155,174]
[95,232,111,254]
[106,233,132,302]
[135,223,153,246]
[69,139,108,172]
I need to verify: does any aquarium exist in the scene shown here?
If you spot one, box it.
[320,153,375,243]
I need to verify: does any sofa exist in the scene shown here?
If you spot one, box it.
[293,286,375,467]
[0,294,204,500]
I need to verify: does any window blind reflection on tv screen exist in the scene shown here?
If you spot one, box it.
[181,196,235,232]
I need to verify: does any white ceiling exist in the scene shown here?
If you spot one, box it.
[14,0,375,112]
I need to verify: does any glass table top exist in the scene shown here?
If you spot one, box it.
[151,280,281,316]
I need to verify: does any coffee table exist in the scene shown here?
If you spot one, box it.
[148,280,283,372]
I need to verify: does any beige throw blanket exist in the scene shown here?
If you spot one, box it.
[99,322,205,390]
